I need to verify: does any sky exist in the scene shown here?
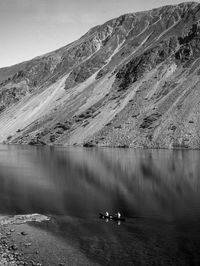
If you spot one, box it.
[0,0,199,68]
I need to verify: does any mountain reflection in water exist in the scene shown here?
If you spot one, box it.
[0,145,200,221]
[0,145,200,265]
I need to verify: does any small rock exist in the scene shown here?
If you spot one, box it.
[21,231,28,236]
[17,261,25,265]
[24,242,32,247]
[2,240,7,245]
[11,244,18,250]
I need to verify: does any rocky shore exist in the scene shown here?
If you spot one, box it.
[0,214,50,266]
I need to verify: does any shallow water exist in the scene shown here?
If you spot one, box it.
[0,145,200,265]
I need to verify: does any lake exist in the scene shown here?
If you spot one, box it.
[0,144,200,265]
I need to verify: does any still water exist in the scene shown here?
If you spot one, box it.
[0,144,200,265]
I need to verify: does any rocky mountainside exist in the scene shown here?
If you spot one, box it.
[1,2,200,148]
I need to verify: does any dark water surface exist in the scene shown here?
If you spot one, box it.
[0,144,200,265]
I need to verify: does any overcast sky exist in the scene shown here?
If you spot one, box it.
[0,0,198,68]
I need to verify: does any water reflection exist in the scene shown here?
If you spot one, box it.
[0,145,199,221]
[1,145,200,265]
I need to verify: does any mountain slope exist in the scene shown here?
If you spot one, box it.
[1,2,200,148]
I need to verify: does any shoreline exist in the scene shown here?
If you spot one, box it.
[0,214,100,266]
[1,142,199,150]
[0,214,50,266]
